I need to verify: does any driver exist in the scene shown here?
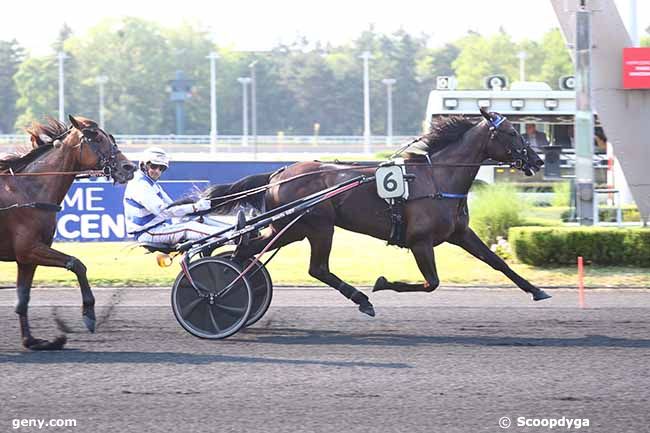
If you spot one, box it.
[123,147,228,245]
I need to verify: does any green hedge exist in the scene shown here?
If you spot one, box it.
[509,227,650,267]
[469,183,529,244]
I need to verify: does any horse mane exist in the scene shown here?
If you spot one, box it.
[406,115,478,157]
[0,118,67,173]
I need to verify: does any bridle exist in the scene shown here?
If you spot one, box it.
[0,126,124,179]
[485,113,535,173]
[76,127,122,178]
[0,125,122,214]
[37,125,120,177]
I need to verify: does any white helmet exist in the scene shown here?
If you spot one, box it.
[140,147,169,169]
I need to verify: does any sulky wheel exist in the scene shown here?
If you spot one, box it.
[171,257,252,339]
[217,252,273,327]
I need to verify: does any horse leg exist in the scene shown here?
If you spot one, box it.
[16,243,96,332]
[16,263,67,350]
[449,228,551,300]
[233,224,306,261]
[373,239,441,293]
[307,229,375,317]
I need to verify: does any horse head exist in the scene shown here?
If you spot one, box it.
[67,115,135,183]
[479,107,543,176]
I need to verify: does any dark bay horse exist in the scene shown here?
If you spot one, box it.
[204,109,550,316]
[0,116,135,350]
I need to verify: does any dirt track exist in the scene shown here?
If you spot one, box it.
[1,286,649,432]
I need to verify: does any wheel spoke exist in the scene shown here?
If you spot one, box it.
[247,265,261,278]
[251,283,266,294]
[213,303,247,317]
[206,263,221,291]
[180,297,204,318]
[208,307,222,332]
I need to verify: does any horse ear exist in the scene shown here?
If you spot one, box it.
[68,115,81,130]
[479,107,492,122]
[81,128,99,140]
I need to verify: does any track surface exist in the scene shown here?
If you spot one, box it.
[1,286,648,432]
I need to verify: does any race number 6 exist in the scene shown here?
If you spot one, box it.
[375,165,407,199]
[383,171,397,192]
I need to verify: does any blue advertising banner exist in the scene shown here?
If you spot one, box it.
[55,179,208,242]
[53,161,297,242]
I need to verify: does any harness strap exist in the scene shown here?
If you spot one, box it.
[429,192,468,200]
[0,170,105,177]
[0,202,62,213]
[423,156,469,201]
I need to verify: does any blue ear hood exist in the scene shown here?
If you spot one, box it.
[490,114,506,129]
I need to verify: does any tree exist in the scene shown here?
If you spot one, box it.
[452,30,518,89]
[0,39,25,133]
[9,21,582,136]
[14,56,59,130]
[516,39,544,82]
[642,26,650,47]
[372,30,430,135]
[535,28,573,88]
[416,43,460,86]
[13,24,83,130]
[64,17,174,134]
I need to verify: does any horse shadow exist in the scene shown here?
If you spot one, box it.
[232,326,650,349]
[0,349,410,368]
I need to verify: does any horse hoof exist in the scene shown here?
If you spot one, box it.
[533,290,552,301]
[358,302,376,317]
[373,277,388,292]
[83,315,96,333]
[23,335,67,351]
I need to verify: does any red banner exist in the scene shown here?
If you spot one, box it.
[623,48,650,89]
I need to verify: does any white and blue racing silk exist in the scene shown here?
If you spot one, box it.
[123,171,197,237]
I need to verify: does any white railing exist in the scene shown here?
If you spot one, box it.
[0,134,416,156]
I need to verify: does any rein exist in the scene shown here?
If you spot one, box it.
[0,202,62,213]
[207,124,516,207]
[205,159,507,210]
[0,170,106,177]
[1,121,121,179]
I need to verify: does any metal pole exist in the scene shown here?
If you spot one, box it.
[249,60,258,157]
[175,103,184,135]
[382,78,396,146]
[629,0,639,47]
[575,2,595,225]
[96,75,108,129]
[517,51,527,81]
[207,52,219,154]
[57,52,68,123]
[237,77,251,147]
[360,51,373,153]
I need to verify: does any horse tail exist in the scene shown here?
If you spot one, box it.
[202,172,273,215]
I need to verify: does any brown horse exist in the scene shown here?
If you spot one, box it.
[0,116,135,350]
[204,109,550,316]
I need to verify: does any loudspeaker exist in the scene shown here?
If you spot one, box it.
[559,75,575,90]
[484,75,508,90]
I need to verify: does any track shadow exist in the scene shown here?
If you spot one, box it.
[0,350,410,368]
[233,327,650,349]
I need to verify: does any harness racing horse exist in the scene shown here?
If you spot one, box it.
[0,116,135,350]
[203,108,550,317]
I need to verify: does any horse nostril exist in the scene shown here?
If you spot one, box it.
[123,162,136,172]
